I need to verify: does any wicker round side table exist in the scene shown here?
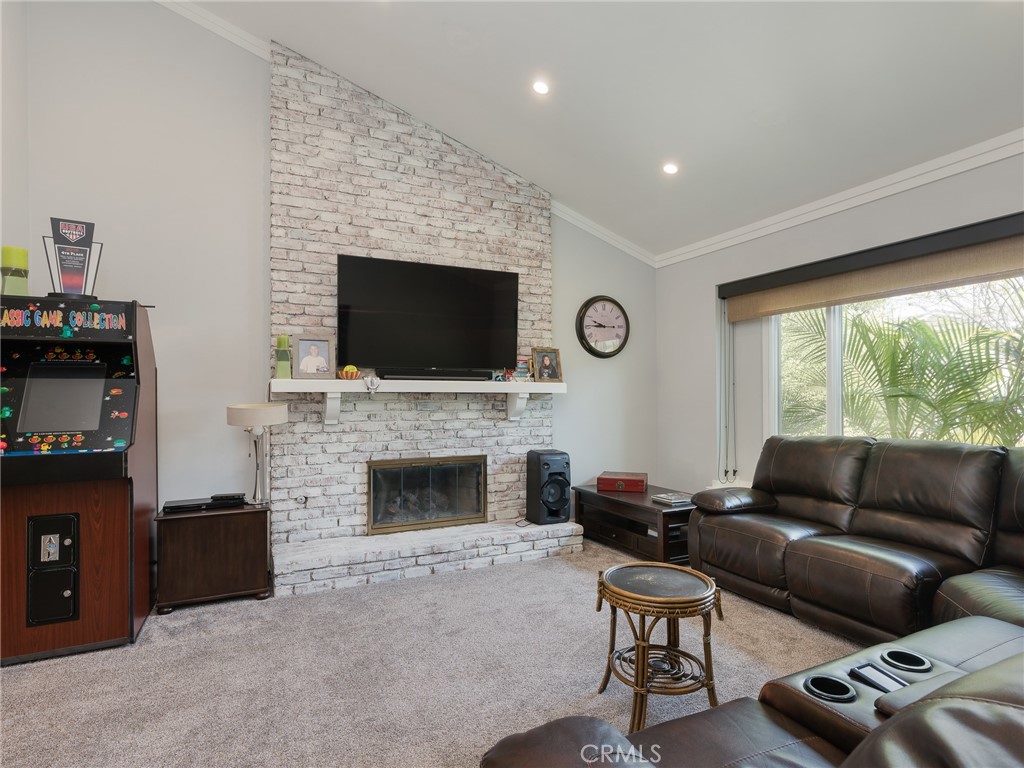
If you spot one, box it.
[597,561,723,733]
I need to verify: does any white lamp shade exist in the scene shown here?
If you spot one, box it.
[226,402,289,427]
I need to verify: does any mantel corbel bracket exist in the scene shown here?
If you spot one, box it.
[324,393,342,425]
[506,392,529,420]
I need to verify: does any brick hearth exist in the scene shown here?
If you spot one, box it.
[275,521,583,595]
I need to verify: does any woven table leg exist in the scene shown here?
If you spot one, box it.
[702,610,718,707]
[598,605,617,693]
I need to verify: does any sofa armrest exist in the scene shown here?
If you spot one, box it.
[691,487,777,514]
[873,671,964,716]
[480,716,652,768]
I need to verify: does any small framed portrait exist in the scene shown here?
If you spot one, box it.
[291,333,336,379]
[531,347,562,383]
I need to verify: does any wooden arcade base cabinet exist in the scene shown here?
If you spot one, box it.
[0,295,158,665]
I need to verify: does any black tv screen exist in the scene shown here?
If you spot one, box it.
[17,362,108,433]
[337,255,519,372]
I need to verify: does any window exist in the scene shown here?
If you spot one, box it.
[777,277,1024,447]
[717,218,1022,479]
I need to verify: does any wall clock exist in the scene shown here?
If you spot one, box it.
[575,295,630,358]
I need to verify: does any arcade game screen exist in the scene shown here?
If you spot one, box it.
[17,363,108,434]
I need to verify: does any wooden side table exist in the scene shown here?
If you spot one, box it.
[155,503,272,613]
[574,484,694,564]
[597,561,723,733]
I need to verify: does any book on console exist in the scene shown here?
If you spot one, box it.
[650,491,693,506]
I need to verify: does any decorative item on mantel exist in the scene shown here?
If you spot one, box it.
[513,356,532,381]
[226,402,289,504]
[291,332,336,379]
[338,364,361,379]
[274,335,292,379]
[532,347,563,383]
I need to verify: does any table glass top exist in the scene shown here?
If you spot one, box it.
[604,564,710,600]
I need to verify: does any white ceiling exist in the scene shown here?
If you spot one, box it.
[195,1,1024,261]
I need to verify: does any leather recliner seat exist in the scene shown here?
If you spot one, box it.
[933,446,1024,626]
[687,435,874,613]
[785,439,1005,642]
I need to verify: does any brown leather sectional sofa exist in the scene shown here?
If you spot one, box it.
[481,616,1024,767]
[688,436,1024,643]
[482,437,1024,766]
[481,438,1024,765]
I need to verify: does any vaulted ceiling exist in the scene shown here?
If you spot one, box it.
[196,1,1024,262]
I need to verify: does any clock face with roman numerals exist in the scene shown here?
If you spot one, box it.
[575,295,630,358]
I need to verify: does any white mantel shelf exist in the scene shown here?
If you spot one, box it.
[269,379,567,422]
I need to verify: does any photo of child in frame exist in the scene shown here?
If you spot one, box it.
[532,347,562,382]
[298,341,329,374]
[291,333,336,379]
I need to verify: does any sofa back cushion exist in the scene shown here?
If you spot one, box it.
[752,435,875,530]
[994,447,1024,567]
[853,439,1006,565]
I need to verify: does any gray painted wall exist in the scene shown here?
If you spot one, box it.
[1,2,30,249]
[654,154,1024,493]
[6,2,270,503]
[551,216,657,491]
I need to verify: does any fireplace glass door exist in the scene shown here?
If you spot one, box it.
[367,456,487,535]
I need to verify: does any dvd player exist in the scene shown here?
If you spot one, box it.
[162,494,247,514]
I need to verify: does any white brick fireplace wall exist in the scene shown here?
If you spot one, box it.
[268,44,581,592]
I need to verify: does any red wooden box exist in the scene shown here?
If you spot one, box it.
[597,472,649,493]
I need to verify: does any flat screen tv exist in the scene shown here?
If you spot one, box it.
[337,254,519,377]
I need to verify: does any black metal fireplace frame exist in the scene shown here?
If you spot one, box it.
[366,455,487,535]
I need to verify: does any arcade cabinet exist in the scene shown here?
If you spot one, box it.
[0,295,157,664]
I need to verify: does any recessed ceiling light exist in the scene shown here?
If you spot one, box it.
[532,81,550,95]
[663,163,679,175]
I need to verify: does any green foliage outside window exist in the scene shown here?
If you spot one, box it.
[780,277,1024,447]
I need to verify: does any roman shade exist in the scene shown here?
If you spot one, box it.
[717,213,1024,323]
[726,234,1023,323]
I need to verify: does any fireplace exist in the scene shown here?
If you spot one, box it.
[367,456,487,535]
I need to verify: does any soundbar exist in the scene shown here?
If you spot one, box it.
[376,368,494,381]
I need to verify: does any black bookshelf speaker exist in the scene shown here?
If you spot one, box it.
[526,449,571,525]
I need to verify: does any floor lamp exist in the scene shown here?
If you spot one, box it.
[226,402,289,504]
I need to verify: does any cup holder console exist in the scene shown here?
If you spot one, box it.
[880,649,932,673]
[803,675,857,703]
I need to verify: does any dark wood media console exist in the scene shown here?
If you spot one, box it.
[573,484,694,564]
[155,503,272,613]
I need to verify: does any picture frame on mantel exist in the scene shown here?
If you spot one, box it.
[532,347,562,383]
[292,333,336,379]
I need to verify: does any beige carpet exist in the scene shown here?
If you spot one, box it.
[0,544,858,767]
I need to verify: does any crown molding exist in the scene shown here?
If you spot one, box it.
[550,202,656,267]
[654,129,1024,268]
[155,1,271,61]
